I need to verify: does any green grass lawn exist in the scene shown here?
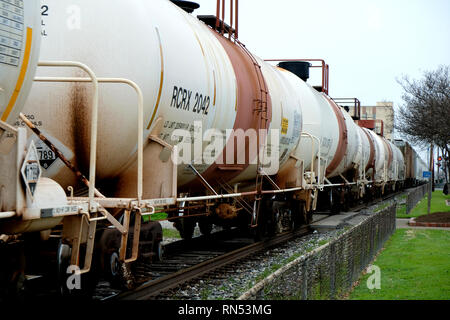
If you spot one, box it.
[140,211,181,239]
[163,228,181,239]
[397,190,450,218]
[348,228,450,300]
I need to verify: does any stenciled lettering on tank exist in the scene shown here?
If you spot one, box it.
[170,85,210,115]
[321,136,333,156]
[14,113,42,127]
[0,0,24,66]
[292,110,301,141]
[40,3,48,37]
[34,139,57,170]
[161,120,193,143]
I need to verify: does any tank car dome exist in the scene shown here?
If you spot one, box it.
[170,0,200,13]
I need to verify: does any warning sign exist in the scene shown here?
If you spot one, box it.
[21,140,41,199]
[35,139,57,170]
[281,118,289,135]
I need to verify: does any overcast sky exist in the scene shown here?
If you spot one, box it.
[193,0,450,159]
[194,0,450,105]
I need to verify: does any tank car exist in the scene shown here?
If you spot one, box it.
[394,139,428,187]
[0,0,41,125]
[0,0,45,298]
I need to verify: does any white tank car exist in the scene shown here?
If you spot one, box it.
[366,129,384,181]
[355,125,371,180]
[326,107,362,178]
[0,0,41,124]
[0,0,67,235]
[277,69,367,183]
[21,0,304,197]
[227,59,304,185]
[365,128,404,184]
[287,72,339,180]
[388,140,405,181]
[414,153,428,182]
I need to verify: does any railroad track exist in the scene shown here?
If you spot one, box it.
[102,192,403,300]
[350,190,403,213]
[106,226,312,300]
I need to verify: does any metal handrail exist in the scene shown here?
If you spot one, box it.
[34,73,144,205]
[36,61,99,211]
[300,132,322,184]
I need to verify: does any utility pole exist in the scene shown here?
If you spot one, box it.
[428,144,433,215]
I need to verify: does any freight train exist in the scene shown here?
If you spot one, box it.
[0,0,428,297]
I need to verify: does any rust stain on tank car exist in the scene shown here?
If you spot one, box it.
[383,139,393,170]
[189,31,273,189]
[362,128,376,173]
[70,84,91,175]
[324,97,348,176]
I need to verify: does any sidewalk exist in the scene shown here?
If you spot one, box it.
[396,218,450,230]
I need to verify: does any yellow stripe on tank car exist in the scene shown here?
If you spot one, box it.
[1,27,33,122]
[213,70,216,106]
[147,27,165,130]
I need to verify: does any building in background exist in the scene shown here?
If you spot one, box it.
[347,101,395,140]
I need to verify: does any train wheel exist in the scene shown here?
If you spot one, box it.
[330,189,341,214]
[105,250,135,290]
[105,251,121,287]
[198,219,213,236]
[290,201,304,229]
[56,242,71,296]
[274,210,283,234]
[252,199,269,241]
[56,242,98,298]
[154,241,163,262]
[0,240,26,301]
[342,189,350,212]
[298,201,313,225]
[175,217,196,240]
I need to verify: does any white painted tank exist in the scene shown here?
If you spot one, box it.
[286,73,340,179]
[414,156,427,182]
[0,0,41,124]
[327,107,361,178]
[367,130,386,182]
[228,59,304,184]
[388,140,404,181]
[282,73,366,182]
[355,125,371,180]
[23,0,237,189]
[21,0,305,195]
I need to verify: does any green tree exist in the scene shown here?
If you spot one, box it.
[396,65,450,183]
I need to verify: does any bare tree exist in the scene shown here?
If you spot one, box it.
[396,65,450,183]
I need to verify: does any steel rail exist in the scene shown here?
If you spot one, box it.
[112,226,311,300]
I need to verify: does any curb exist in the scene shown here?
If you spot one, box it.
[408,218,450,228]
